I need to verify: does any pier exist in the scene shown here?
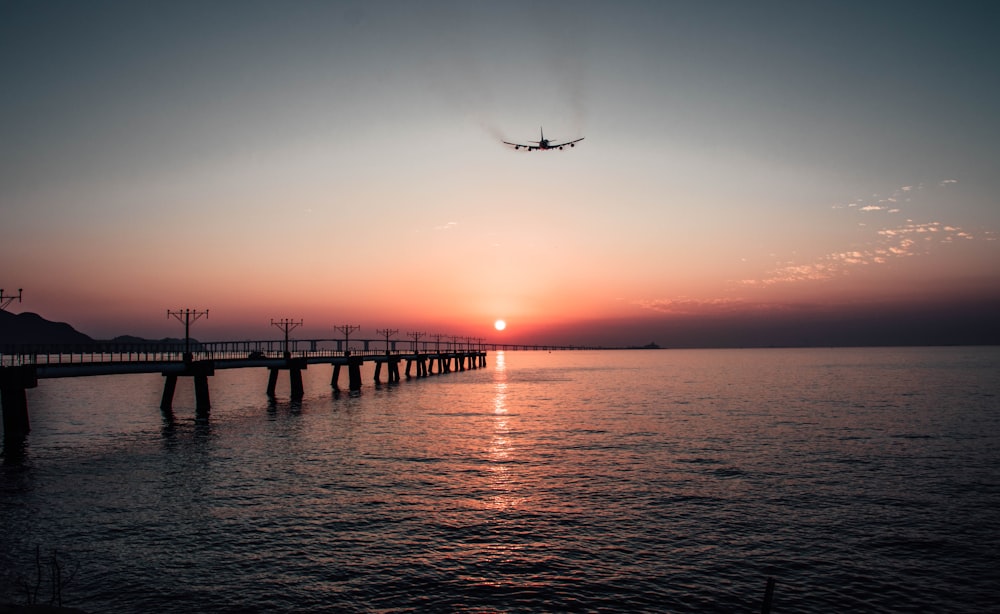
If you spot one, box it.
[1,338,596,440]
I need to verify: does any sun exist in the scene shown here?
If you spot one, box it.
[494,319,507,331]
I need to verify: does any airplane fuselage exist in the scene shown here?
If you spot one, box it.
[504,127,583,152]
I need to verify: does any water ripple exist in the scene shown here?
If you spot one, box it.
[2,348,998,612]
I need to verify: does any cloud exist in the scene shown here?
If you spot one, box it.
[835,182,932,213]
[739,261,837,286]
[744,179,979,288]
[877,221,974,242]
[634,297,761,315]
[744,219,978,287]
[854,184,929,212]
[633,297,851,319]
[434,221,458,231]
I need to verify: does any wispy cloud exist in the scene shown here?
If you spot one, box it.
[744,180,976,287]
[634,296,821,316]
[742,221,974,287]
[835,181,946,214]
[634,297,757,315]
[434,221,458,231]
[641,179,983,309]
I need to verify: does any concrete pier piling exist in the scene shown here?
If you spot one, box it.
[161,375,178,410]
[194,374,211,413]
[331,363,342,392]
[1,365,37,440]
[348,355,363,391]
[267,369,280,397]
[374,356,401,385]
[160,360,214,413]
[289,367,304,398]
[268,357,307,399]
[331,356,363,392]
[405,355,429,379]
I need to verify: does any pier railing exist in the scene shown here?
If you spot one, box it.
[1,338,601,367]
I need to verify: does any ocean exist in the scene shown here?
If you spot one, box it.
[2,347,998,612]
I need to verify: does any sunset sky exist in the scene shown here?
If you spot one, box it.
[3,1,998,347]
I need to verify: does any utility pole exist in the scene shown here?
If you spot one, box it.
[167,308,208,361]
[373,328,401,384]
[334,324,361,355]
[431,333,446,354]
[406,331,427,378]
[407,331,425,353]
[376,328,398,354]
[0,288,22,312]
[429,333,450,374]
[271,318,303,358]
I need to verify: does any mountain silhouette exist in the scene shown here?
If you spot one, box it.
[0,311,94,345]
[0,313,197,348]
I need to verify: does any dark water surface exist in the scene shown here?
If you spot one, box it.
[2,347,998,612]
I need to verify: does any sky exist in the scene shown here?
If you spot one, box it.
[2,0,999,347]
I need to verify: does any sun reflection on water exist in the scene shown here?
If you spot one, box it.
[486,351,524,511]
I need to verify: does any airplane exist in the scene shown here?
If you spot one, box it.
[503,127,584,151]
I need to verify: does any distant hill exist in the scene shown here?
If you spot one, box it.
[109,335,197,346]
[0,311,94,345]
[0,313,200,349]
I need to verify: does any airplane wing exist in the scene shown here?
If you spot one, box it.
[503,140,536,151]
[552,137,585,148]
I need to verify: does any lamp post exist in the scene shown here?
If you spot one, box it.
[334,324,361,356]
[270,318,303,358]
[407,331,425,353]
[0,288,23,312]
[376,328,398,355]
[167,308,208,362]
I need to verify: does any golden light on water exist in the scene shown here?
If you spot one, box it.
[487,351,523,512]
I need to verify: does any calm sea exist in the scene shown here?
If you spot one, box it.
[2,347,998,613]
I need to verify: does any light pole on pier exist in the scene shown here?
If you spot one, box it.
[334,324,361,355]
[167,308,209,361]
[1,288,22,312]
[271,318,303,358]
[407,331,426,353]
[430,333,446,354]
[450,335,461,353]
[376,328,398,354]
